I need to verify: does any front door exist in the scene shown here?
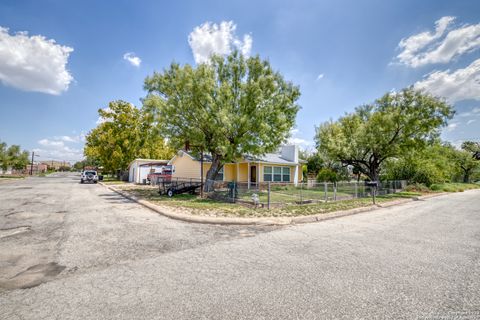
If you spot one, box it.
[250,165,257,183]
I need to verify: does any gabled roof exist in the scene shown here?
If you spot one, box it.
[174,150,305,165]
[244,153,303,164]
[128,158,169,168]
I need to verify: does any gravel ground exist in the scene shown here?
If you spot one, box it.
[0,173,479,319]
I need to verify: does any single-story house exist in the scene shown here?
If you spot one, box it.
[168,145,305,187]
[128,159,170,183]
[24,163,48,174]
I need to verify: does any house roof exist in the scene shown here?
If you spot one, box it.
[128,159,169,168]
[177,150,305,165]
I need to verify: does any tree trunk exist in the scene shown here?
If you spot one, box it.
[463,170,470,183]
[204,155,222,192]
[368,164,380,182]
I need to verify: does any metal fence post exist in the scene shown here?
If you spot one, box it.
[233,182,236,203]
[300,182,303,203]
[324,182,327,202]
[333,182,337,201]
[267,182,271,210]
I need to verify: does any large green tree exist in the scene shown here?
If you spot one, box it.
[315,88,454,181]
[461,141,480,160]
[382,142,456,186]
[143,51,300,190]
[0,141,7,171]
[0,141,29,172]
[451,142,480,183]
[84,101,174,175]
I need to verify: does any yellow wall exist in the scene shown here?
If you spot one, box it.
[238,163,248,182]
[171,153,212,179]
[172,153,301,183]
[223,164,235,181]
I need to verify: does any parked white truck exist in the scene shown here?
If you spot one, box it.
[80,170,99,184]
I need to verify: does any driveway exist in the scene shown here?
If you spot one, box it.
[1,173,479,319]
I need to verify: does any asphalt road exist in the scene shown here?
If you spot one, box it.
[0,173,479,319]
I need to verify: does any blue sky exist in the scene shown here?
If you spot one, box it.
[0,0,479,162]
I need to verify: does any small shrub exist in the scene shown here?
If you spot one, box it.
[316,168,338,183]
[405,183,430,193]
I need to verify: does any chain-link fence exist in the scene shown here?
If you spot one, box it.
[209,180,407,209]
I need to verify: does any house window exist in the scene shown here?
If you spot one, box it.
[215,167,224,181]
[282,167,290,182]
[264,166,290,182]
[273,167,282,181]
[264,166,272,181]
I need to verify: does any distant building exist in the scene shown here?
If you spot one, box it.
[41,161,71,171]
[26,163,48,174]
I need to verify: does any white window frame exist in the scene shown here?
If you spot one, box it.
[263,166,290,182]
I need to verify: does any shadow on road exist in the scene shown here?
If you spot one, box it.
[97,193,133,204]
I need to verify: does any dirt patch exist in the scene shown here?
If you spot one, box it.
[0,226,31,239]
[0,262,66,290]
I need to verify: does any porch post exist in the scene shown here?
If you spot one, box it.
[247,163,250,189]
[257,161,260,190]
[236,163,239,182]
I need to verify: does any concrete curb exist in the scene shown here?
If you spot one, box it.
[99,182,450,226]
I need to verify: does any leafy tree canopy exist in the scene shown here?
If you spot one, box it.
[84,101,174,174]
[0,140,30,171]
[452,146,480,183]
[462,141,480,160]
[315,88,454,181]
[143,51,300,189]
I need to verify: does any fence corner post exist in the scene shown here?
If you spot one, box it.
[324,182,328,202]
[333,182,337,201]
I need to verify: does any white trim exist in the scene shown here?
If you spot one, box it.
[263,165,292,183]
[294,165,299,186]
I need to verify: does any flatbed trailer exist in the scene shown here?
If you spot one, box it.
[158,178,203,197]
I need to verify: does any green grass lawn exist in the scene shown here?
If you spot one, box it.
[429,182,480,192]
[0,175,25,180]
[101,176,128,185]
[117,185,422,218]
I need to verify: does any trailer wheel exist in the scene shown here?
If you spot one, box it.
[167,188,175,197]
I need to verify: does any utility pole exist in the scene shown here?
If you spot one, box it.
[30,151,34,175]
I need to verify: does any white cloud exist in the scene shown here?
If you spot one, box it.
[36,135,84,161]
[396,16,480,67]
[53,134,85,143]
[33,146,83,162]
[446,123,458,132]
[123,52,141,67]
[0,26,73,94]
[457,107,480,117]
[316,73,324,80]
[188,21,252,64]
[287,128,313,147]
[38,139,64,147]
[467,119,476,125]
[414,58,480,103]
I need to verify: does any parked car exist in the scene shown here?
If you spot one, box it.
[81,170,99,184]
